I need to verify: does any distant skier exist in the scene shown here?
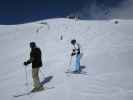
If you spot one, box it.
[24,42,43,92]
[70,39,80,72]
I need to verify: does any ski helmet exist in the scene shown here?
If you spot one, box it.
[71,39,76,45]
[30,42,36,48]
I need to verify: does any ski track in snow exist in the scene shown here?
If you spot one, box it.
[0,18,133,100]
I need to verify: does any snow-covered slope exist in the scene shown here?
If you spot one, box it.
[0,18,133,100]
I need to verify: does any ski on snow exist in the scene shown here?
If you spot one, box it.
[65,70,88,75]
[13,86,54,98]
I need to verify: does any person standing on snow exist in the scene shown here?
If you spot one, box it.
[70,39,81,73]
[24,42,43,92]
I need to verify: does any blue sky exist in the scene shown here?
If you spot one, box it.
[0,0,125,24]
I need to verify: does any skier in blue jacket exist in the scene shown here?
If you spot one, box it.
[70,39,80,73]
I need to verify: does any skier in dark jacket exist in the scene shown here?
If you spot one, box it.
[24,42,43,92]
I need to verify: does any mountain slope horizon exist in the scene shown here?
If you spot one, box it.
[0,0,132,25]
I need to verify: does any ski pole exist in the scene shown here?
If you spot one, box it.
[66,56,72,72]
[24,66,28,86]
[68,56,72,71]
[40,69,45,79]
[69,56,72,67]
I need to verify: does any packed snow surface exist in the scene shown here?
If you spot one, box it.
[0,18,133,100]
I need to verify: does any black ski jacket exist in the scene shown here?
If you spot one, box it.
[27,47,42,68]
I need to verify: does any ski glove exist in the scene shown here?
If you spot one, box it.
[71,52,76,56]
[24,58,33,66]
[24,60,31,66]
[24,61,28,66]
